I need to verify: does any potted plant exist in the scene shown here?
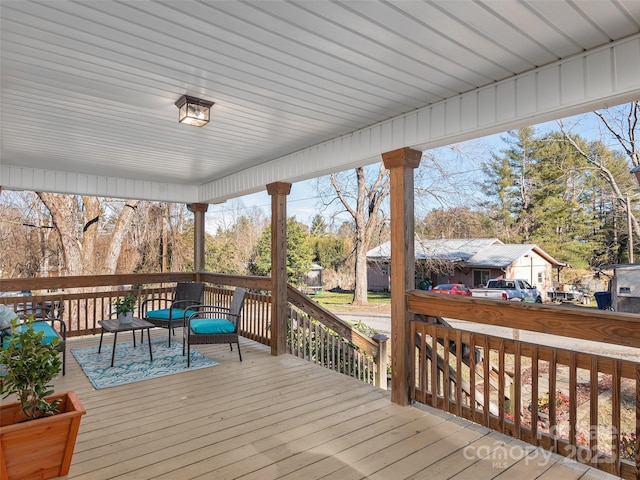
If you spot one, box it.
[1,315,85,479]
[114,292,136,324]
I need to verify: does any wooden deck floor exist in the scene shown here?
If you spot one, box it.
[14,332,622,480]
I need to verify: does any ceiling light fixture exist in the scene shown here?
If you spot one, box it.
[175,95,214,127]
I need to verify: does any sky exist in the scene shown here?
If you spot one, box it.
[205,109,625,233]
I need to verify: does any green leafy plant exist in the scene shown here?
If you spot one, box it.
[0,317,62,420]
[114,293,136,315]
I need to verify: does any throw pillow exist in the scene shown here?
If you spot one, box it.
[0,304,17,336]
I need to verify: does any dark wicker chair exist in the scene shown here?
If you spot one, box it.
[183,287,247,366]
[141,282,205,346]
[10,305,67,376]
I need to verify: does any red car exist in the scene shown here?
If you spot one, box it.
[431,283,472,296]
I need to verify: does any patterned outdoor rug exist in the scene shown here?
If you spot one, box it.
[71,336,218,389]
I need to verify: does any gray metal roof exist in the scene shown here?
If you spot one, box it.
[368,238,564,268]
[367,238,502,261]
[415,238,502,262]
[465,244,536,268]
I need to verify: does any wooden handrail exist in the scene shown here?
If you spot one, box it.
[0,272,272,293]
[407,290,640,350]
[199,272,271,291]
[0,273,197,291]
[287,285,378,358]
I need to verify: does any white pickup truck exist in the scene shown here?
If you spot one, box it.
[472,279,543,303]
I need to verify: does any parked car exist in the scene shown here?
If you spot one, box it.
[431,283,472,296]
[472,278,542,303]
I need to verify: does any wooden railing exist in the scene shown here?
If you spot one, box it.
[0,273,272,338]
[407,291,640,480]
[0,273,385,386]
[287,285,387,387]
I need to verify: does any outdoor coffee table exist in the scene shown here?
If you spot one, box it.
[98,318,154,367]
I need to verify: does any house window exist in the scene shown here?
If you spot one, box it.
[537,272,543,283]
[381,265,389,276]
[473,269,490,288]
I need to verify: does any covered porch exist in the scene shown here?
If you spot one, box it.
[2,2,640,479]
[51,331,615,480]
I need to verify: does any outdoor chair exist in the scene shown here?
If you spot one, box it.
[183,287,247,366]
[2,305,67,376]
[141,282,205,346]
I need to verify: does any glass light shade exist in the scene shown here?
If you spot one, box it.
[175,95,214,127]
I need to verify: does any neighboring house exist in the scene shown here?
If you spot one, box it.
[367,238,564,294]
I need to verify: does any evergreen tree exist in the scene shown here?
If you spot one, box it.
[528,132,595,268]
[480,126,638,269]
[312,235,347,271]
[309,214,328,237]
[250,217,314,286]
[480,127,540,241]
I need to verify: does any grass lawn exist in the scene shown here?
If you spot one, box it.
[312,290,391,311]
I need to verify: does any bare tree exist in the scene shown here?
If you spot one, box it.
[559,102,640,243]
[36,193,140,276]
[323,165,390,304]
[595,101,639,171]
[0,192,54,278]
[415,147,489,215]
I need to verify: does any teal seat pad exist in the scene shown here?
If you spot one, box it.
[190,318,235,334]
[2,322,59,348]
[145,308,193,321]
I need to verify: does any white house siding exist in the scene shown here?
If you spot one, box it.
[507,252,553,293]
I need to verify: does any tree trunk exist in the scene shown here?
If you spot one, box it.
[102,201,139,273]
[37,193,85,276]
[329,165,390,305]
[37,193,140,277]
[353,227,368,304]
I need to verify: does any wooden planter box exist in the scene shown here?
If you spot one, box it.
[0,391,85,480]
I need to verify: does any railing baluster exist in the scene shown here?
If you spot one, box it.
[443,327,450,412]
[514,340,521,441]
[569,351,578,459]
[430,330,438,407]
[635,364,639,478]
[531,345,539,446]
[612,359,621,476]
[455,329,463,417]
[483,336,490,428]
[549,349,557,453]
[498,338,505,433]
[590,356,599,469]
[469,334,477,423]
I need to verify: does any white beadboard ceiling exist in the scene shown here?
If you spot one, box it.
[2,1,640,204]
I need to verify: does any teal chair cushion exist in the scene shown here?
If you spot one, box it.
[190,318,235,334]
[2,322,59,348]
[145,308,191,321]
